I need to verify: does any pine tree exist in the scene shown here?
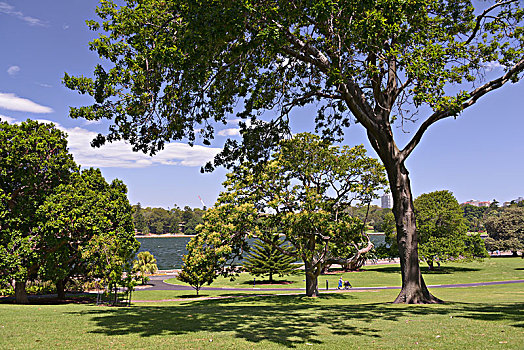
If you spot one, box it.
[243,236,298,283]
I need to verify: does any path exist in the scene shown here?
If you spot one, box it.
[143,274,524,292]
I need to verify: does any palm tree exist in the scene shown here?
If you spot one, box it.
[133,251,158,284]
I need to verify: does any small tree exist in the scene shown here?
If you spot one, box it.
[243,236,298,283]
[484,207,524,256]
[133,251,158,284]
[177,233,223,295]
[414,190,487,269]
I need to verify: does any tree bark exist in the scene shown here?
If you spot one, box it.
[388,162,442,304]
[15,280,29,304]
[56,278,66,300]
[304,262,320,297]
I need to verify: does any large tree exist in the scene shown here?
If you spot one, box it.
[37,168,140,299]
[65,0,524,303]
[0,120,77,303]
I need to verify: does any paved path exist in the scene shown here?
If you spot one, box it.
[143,274,524,292]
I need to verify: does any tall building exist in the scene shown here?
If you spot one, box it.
[381,194,392,209]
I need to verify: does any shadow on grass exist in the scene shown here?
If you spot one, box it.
[0,294,96,305]
[240,279,297,286]
[421,266,481,274]
[70,294,524,347]
[515,267,524,271]
[362,265,480,274]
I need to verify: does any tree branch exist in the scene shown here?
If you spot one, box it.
[401,56,524,161]
[464,0,518,45]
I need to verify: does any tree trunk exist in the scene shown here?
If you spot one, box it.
[388,162,442,304]
[304,262,319,297]
[56,279,66,300]
[305,272,319,297]
[15,280,29,304]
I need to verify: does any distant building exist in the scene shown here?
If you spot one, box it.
[462,200,491,207]
[503,197,524,206]
[381,194,392,209]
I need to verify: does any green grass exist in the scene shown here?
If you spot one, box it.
[1,284,523,349]
[164,256,524,290]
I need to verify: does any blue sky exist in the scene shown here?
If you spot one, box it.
[1,1,523,209]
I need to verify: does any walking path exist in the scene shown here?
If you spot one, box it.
[143,274,524,292]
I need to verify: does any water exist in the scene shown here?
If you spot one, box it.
[136,236,191,270]
[137,234,386,270]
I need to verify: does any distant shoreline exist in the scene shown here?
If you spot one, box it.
[135,234,196,238]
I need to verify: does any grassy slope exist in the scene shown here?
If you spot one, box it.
[0,284,522,349]
[164,256,524,290]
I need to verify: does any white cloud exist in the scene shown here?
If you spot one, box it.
[7,65,20,76]
[0,114,15,123]
[0,2,46,26]
[219,118,256,136]
[482,61,505,72]
[83,119,102,126]
[0,92,53,113]
[37,82,53,88]
[218,128,241,136]
[54,123,221,168]
[0,115,221,168]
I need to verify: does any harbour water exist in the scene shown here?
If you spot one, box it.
[137,234,386,270]
[136,236,191,270]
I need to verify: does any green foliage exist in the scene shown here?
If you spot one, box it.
[243,236,299,282]
[133,251,158,284]
[177,230,228,295]
[376,211,399,259]
[182,133,387,296]
[37,168,140,292]
[0,120,77,288]
[462,204,488,232]
[484,206,524,254]
[415,190,488,268]
[65,1,524,158]
[132,204,205,235]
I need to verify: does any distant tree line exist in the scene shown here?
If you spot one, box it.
[132,204,205,235]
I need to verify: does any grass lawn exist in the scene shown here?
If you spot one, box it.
[164,256,524,290]
[0,283,522,349]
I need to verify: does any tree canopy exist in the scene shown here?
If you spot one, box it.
[37,168,140,298]
[181,133,387,296]
[484,206,524,255]
[0,120,139,303]
[0,120,77,303]
[66,0,524,303]
[132,204,205,235]
[414,190,487,268]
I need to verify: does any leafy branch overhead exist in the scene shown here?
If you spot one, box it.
[65,0,524,161]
